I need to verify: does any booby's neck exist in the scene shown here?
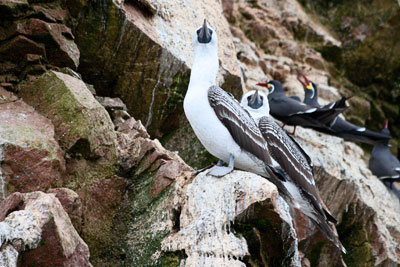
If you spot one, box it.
[188,45,219,92]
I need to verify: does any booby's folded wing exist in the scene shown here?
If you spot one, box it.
[259,116,344,250]
[258,116,316,189]
[258,116,341,224]
[208,85,293,198]
[208,85,272,165]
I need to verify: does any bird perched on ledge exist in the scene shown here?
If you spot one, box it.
[369,120,400,189]
[184,20,345,253]
[297,71,391,145]
[241,89,346,253]
[183,19,287,183]
[256,80,348,135]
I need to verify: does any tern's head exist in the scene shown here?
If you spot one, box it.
[241,90,270,118]
[192,19,218,53]
[256,80,284,95]
[297,71,317,101]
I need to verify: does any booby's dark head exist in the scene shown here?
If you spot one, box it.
[256,80,284,95]
[241,90,270,118]
[247,90,263,109]
[297,71,319,105]
[195,19,214,44]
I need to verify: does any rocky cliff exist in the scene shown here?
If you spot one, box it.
[0,0,399,266]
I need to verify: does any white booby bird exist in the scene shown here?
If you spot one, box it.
[256,80,348,135]
[241,90,346,253]
[184,20,294,200]
[369,120,400,189]
[296,71,391,145]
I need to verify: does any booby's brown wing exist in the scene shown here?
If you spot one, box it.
[259,116,343,250]
[208,85,272,165]
[208,86,295,199]
[258,116,315,187]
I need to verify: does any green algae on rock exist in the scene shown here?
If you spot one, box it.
[0,96,66,198]
[18,70,117,163]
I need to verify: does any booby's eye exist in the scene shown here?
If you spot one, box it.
[196,29,213,36]
[260,96,263,100]
[247,95,251,101]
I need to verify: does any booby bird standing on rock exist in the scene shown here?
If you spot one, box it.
[369,120,400,189]
[241,90,346,253]
[256,80,348,135]
[296,72,391,145]
[183,19,289,192]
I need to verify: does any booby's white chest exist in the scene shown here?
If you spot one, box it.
[184,87,237,162]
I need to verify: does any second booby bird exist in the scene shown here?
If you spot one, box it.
[241,90,346,253]
[256,80,348,135]
[297,71,391,145]
[183,19,289,194]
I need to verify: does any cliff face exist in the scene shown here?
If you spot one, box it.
[0,0,399,266]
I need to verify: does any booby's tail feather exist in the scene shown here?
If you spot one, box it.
[311,217,346,254]
[323,208,338,224]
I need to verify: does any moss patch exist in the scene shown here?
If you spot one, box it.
[336,203,374,266]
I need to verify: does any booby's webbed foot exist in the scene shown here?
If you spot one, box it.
[207,154,234,177]
[192,160,223,175]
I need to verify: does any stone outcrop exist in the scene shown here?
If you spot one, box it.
[295,127,400,265]
[162,171,300,266]
[0,89,65,198]
[74,0,243,137]
[92,105,194,266]
[18,70,117,163]
[0,191,91,267]
[0,0,400,265]
[48,188,83,234]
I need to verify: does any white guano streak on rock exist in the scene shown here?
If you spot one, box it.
[162,170,300,266]
[0,210,42,267]
[0,140,6,201]
[145,49,169,128]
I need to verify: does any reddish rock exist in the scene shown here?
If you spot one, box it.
[48,188,83,233]
[18,70,117,162]
[0,87,17,104]
[0,191,92,267]
[0,0,29,18]
[78,176,127,256]
[0,35,46,61]
[0,192,24,221]
[150,160,192,198]
[0,98,66,198]
[31,5,67,23]
[96,96,127,111]
[5,19,79,69]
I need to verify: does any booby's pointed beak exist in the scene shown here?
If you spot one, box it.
[384,119,389,129]
[198,19,212,44]
[248,90,263,109]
